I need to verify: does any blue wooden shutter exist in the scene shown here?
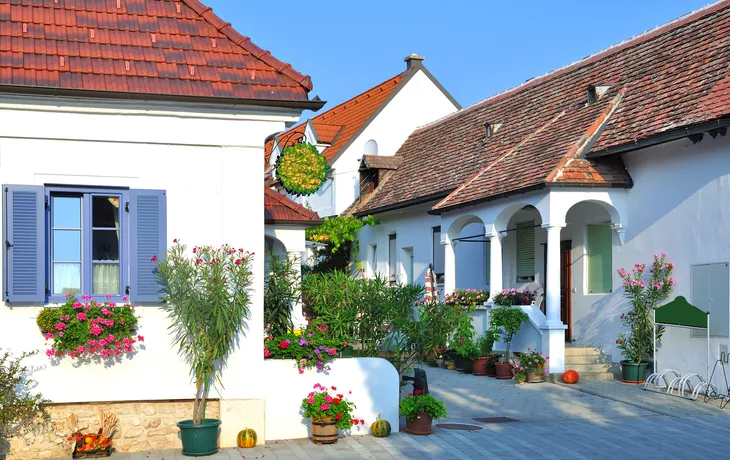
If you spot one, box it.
[129,189,167,303]
[3,185,45,302]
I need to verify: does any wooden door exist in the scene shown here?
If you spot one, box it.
[560,241,573,341]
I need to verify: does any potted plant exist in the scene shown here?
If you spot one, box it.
[616,255,675,384]
[453,338,478,374]
[513,349,548,383]
[301,384,361,444]
[155,241,254,456]
[472,329,497,376]
[0,351,50,460]
[400,390,447,435]
[489,305,529,379]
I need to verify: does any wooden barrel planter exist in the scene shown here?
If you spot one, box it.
[311,417,339,444]
[527,364,545,383]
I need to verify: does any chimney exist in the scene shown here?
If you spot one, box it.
[404,53,425,70]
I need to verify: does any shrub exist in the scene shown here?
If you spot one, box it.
[264,253,300,337]
[399,391,447,421]
[40,296,141,359]
[0,351,51,457]
[513,349,548,382]
[477,329,496,357]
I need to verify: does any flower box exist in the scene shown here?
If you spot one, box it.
[72,447,112,459]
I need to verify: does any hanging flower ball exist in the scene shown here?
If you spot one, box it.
[275,143,328,196]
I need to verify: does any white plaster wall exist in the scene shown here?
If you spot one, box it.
[356,204,442,285]
[327,70,458,216]
[0,96,299,403]
[455,223,489,291]
[591,135,730,387]
[263,358,399,440]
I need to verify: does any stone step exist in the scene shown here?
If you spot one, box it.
[565,363,612,373]
[565,346,602,357]
[565,355,612,365]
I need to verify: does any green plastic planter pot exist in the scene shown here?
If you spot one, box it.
[621,361,650,384]
[178,419,221,456]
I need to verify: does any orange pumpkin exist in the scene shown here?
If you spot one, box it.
[562,369,579,384]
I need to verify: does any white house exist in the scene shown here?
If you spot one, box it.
[351,1,730,385]
[0,0,327,457]
[265,54,460,217]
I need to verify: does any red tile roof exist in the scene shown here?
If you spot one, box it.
[0,0,315,103]
[356,1,730,214]
[264,187,321,224]
[264,70,410,167]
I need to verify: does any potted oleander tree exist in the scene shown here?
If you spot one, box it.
[156,241,254,456]
[616,255,675,383]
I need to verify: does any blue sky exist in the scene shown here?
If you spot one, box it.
[205,0,711,117]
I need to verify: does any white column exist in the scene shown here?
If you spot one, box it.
[543,224,564,326]
[442,236,457,296]
[486,227,503,297]
[287,251,307,330]
[541,223,567,374]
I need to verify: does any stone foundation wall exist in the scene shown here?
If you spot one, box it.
[8,400,220,459]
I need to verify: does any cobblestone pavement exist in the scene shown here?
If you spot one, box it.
[42,367,730,459]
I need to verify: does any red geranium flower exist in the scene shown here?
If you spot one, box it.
[331,386,337,390]
[280,340,290,349]
[335,414,342,420]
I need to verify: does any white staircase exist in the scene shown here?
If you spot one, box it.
[563,346,614,381]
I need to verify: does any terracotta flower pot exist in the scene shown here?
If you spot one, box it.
[404,412,433,436]
[527,364,545,383]
[495,362,513,380]
[311,417,338,444]
[472,357,491,376]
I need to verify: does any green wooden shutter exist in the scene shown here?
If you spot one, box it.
[587,224,612,293]
[516,221,535,280]
[484,242,491,285]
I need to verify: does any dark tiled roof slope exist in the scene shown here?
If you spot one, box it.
[357,1,730,214]
[264,187,321,224]
[0,0,313,101]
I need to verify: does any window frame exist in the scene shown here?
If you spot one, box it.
[388,233,397,284]
[45,186,129,304]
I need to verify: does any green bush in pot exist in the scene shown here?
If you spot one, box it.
[489,305,528,379]
[155,241,254,456]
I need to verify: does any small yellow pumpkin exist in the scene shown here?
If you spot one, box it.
[370,413,391,438]
[237,428,257,448]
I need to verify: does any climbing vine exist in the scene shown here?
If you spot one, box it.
[306,215,378,253]
[275,143,329,196]
[305,215,378,273]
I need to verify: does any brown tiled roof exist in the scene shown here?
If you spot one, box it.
[357,1,730,214]
[361,155,402,170]
[0,0,314,103]
[264,70,411,166]
[264,188,321,224]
